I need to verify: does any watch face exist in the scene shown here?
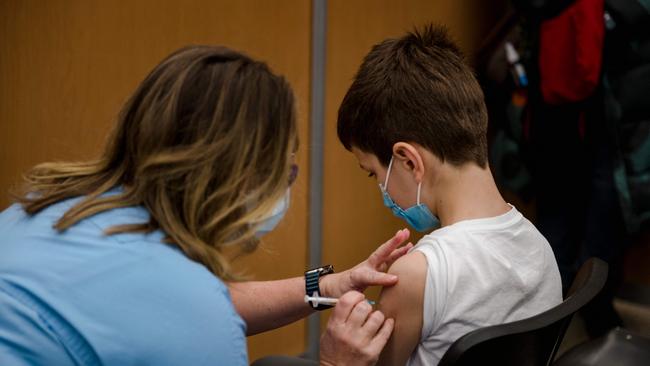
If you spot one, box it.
[306,265,334,276]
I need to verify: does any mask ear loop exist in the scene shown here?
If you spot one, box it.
[383,157,394,190]
[416,182,422,205]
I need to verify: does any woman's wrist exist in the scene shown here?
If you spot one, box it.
[318,271,342,298]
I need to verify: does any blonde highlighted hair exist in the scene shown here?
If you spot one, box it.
[17,45,298,280]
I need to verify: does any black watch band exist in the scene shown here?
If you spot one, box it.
[305,265,335,310]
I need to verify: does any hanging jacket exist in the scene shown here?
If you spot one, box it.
[603,0,650,233]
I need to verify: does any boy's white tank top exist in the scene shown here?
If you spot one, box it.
[407,206,562,366]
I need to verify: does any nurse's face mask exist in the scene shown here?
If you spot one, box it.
[379,156,440,232]
[255,164,298,237]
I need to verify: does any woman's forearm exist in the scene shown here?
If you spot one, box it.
[228,277,314,336]
[227,231,411,336]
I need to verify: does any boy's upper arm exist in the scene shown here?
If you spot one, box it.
[376,250,427,366]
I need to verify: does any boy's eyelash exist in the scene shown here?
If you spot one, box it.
[368,172,375,178]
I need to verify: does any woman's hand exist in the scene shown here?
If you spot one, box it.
[320,291,394,366]
[320,229,412,298]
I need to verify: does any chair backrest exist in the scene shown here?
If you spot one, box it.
[437,258,608,366]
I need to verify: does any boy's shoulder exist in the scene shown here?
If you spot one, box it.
[388,249,428,279]
[419,205,530,243]
[382,250,430,310]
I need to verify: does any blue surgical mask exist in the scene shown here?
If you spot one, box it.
[256,189,290,237]
[379,157,440,232]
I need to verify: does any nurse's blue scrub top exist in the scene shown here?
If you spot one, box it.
[0,194,248,365]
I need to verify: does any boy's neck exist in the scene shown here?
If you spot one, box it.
[426,163,510,227]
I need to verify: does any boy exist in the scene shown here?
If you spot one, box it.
[337,24,562,365]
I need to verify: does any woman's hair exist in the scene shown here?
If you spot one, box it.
[17,45,298,280]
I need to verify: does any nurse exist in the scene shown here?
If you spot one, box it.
[0,45,411,365]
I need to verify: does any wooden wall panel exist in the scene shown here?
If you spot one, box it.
[323,0,509,326]
[0,0,310,361]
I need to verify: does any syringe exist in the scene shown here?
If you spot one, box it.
[304,293,377,307]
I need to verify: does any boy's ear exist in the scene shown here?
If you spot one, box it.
[392,142,425,183]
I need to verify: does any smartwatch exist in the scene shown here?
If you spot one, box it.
[304,265,335,310]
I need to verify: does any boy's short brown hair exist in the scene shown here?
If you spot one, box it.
[337,24,488,167]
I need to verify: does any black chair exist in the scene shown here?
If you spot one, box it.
[250,355,318,366]
[553,327,650,366]
[438,258,608,366]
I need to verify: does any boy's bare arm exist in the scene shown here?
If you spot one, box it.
[375,251,427,366]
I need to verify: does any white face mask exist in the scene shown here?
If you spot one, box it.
[255,189,290,237]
